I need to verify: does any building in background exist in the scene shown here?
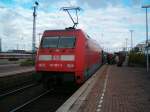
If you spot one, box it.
[135,39,150,54]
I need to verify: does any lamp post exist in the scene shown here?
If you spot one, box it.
[0,38,2,52]
[0,6,5,52]
[130,30,134,51]
[125,38,128,52]
[142,5,150,72]
[32,1,39,58]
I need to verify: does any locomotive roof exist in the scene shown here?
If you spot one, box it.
[44,29,82,32]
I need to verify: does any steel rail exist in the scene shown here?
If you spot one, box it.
[9,90,50,112]
[0,83,38,98]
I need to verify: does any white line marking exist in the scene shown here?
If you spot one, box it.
[99,100,103,104]
[100,96,103,100]
[96,108,101,112]
[98,104,102,108]
[102,89,106,93]
[96,69,109,112]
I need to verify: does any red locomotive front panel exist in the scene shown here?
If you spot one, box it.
[36,35,76,72]
[36,51,75,72]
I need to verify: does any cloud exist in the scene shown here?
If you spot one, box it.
[132,0,141,5]
[77,6,147,50]
[78,0,122,9]
[13,0,33,4]
[0,7,33,50]
[0,0,149,52]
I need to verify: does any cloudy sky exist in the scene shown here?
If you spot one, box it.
[0,0,150,52]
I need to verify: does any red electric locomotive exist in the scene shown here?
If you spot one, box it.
[35,28,103,88]
[35,7,103,88]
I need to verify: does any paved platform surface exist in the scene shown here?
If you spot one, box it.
[0,64,34,77]
[79,65,150,112]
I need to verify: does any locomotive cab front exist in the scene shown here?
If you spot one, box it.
[35,29,102,89]
[35,30,79,88]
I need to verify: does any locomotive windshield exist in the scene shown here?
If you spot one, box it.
[41,37,59,48]
[41,36,75,48]
[58,37,75,48]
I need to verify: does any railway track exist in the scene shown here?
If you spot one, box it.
[0,83,45,112]
[0,83,38,99]
[10,90,50,112]
[16,86,77,112]
[19,86,77,112]
[0,82,78,112]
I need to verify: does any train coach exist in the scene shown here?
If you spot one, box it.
[35,28,103,88]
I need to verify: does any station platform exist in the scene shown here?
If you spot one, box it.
[0,64,34,77]
[0,65,35,92]
[57,65,150,112]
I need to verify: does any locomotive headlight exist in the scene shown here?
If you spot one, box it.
[38,55,52,61]
[67,64,74,68]
[38,63,45,67]
[61,55,75,61]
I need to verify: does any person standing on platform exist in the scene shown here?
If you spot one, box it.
[117,53,125,67]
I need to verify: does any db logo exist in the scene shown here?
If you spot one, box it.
[52,55,60,60]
